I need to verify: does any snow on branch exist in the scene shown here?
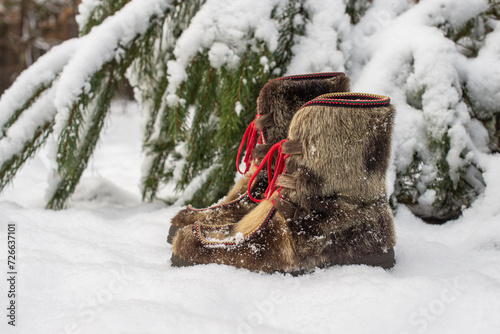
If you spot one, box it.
[53,0,173,136]
[164,0,281,105]
[0,39,79,134]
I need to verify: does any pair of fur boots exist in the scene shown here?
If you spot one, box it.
[169,73,396,274]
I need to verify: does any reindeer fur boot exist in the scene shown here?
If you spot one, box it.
[171,93,397,273]
[167,73,350,243]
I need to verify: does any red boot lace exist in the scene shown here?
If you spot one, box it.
[248,139,289,203]
[236,118,261,174]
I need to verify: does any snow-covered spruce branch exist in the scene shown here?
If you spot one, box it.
[0,39,79,135]
[0,39,80,192]
[77,0,133,36]
[0,88,56,191]
[47,66,116,209]
[139,0,282,205]
[0,0,173,209]
[46,0,173,209]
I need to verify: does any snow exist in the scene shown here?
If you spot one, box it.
[75,0,102,28]
[286,0,349,74]
[208,42,241,70]
[2,100,500,333]
[164,0,282,105]
[464,21,500,116]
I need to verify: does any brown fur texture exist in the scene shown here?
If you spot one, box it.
[280,104,396,208]
[258,75,350,146]
[172,195,395,273]
[274,197,395,270]
[170,74,350,233]
[170,168,267,228]
[252,143,273,161]
[173,199,300,273]
[281,140,303,155]
[171,96,397,273]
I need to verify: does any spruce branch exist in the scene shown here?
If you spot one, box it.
[79,0,133,36]
[0,37,78,196]
[184,44,273,207]
[0,80,61,193]
[139,1,208,201]
[140,54,207,201]
[47,66,116,209]
[43,1,174,208]
[275,0,307,74]
[0,83,52,138]
[0,121,54,191]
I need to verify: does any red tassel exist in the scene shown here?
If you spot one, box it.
[248,139,290,203]
[236,119,259,174]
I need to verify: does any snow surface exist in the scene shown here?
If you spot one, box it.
[1,100,500,334]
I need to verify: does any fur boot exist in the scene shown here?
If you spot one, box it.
[171,92,397,273]
[167,73,350,243]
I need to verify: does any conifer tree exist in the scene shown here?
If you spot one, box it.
[392,0,499,222]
